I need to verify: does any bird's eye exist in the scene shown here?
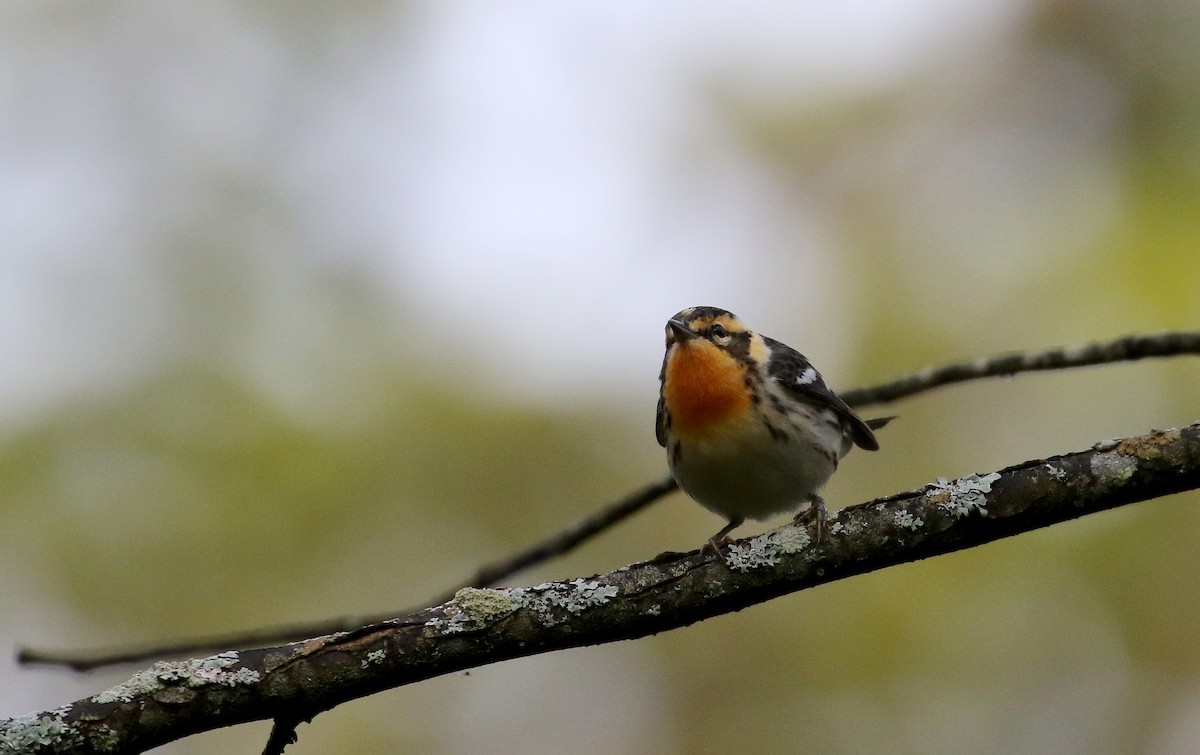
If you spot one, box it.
[710,324,728,339]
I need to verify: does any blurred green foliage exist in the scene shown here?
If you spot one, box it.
[3,1,1200,754]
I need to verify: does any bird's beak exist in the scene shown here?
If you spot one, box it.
[667,319,696,341]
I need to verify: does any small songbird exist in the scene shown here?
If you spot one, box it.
[656,306,888,553]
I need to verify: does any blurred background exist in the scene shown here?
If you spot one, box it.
[2,0,1199,752]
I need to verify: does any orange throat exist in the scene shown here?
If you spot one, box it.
[663,341,750,436]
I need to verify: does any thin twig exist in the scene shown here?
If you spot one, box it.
[17,618,384,672]
[16,331,1200,672]
[17,477,679,671]
[421,475,679,607]
[839,331,1200,407]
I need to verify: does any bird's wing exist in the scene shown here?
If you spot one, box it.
[763,337,880,451]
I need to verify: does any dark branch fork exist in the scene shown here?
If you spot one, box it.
[16,331,1200,672]
[5,422,1200,754]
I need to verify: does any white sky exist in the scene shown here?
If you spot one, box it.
[0,0,1050,425]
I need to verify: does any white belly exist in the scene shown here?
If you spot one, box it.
[669,411,844,522]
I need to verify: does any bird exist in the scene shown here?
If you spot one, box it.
[656,306,889,555]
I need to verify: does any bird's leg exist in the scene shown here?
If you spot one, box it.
[793,496,827,543]
[703,516,744,559]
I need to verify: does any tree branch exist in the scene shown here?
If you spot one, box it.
[4,422,1199,754]
[838,331,1200,407]
[16,330,1200,671]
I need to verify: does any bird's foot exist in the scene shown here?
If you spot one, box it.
[702,517,745,561]
[792,496,827,543]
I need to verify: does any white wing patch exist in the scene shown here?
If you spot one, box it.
[796,366,819,385]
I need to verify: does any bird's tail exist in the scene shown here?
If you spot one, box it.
[866,416,897,431]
